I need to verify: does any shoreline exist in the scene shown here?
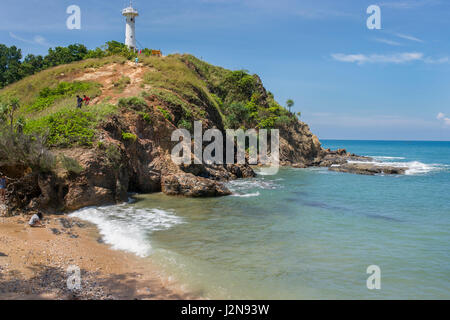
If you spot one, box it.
[0,214,198,300]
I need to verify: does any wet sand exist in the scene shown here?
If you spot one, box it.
[0,215,198,300]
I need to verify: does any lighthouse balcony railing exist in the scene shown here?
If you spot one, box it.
[122,7,138,15]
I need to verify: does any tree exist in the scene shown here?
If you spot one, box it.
[20,54,44,77]
[0,44,22,88]
[0,97,20,132]
[286,99,294,113]
[43,44,87,68]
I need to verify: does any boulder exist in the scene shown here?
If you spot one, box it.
[329,163,407,175]
[161,173,231,197]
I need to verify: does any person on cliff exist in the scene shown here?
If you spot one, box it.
[83,95,91,106]
[76,95,83,109]
[0,175,6,202]
[29,212,44,228]
[135,56,139,66]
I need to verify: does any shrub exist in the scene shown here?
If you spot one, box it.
[274,115,295,127]
[105,144,122,169]
[177,119,192,131]
[118,96,147,111]
[138,112,152,124]
[27,81,101,112]
[157,107,172,121]
[121,132,137,142]
[0,127,56,173]
[257,116,278,129]
[59,154,84,175]
[224,102,251,129]
[24,108,96,147]
[113,76,131,92]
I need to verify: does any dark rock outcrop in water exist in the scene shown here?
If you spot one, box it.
[329,163,407,175]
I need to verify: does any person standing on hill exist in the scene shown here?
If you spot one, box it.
[83,95,91,106]
[0,175,6,202]
[135,56,139,66]
[76,95,83,109]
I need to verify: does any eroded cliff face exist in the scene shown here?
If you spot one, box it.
[1,102,257,216]
[0,110,340,217]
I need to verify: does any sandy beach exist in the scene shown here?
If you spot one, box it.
[0,214,197,300]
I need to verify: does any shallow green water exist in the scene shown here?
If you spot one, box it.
[72,140,450,299]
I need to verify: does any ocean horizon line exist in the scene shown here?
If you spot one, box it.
[319,138,450,143]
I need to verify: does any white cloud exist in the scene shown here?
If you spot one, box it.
[437,113,450,126]
[424,56,449,64]
[374,38,402,46]
[331,52,424,65]
[380,0,441,9]
[395,33,424,43]
[33,35,48,46]
[9,32,51,47]
[331,52,449,65]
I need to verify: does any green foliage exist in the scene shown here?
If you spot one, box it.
[105,144,122,169]
[113,76,131,92]
[286,99,294,112]
[147,88,189,109]
[157,107,172,121]
[59,154,84,175]
[142,56,218,113]
[177,119,192,131]
[223,102,251,129]
[274,115,295,127]
[220,70,257,104]
[118,96,148,111]
[138,112,152,124]
[44,44,88,68]
[102,41,137,60]
[0,96,20,131]
[24,108,96,147]
[0,41,147,90]
[0,127,56,173]
[121,132,137,142]
[28,81,100,112]
[257,116,278,129]
[0,44,23,88]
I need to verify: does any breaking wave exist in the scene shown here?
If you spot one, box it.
[231,192,261,198]
[349,158,447,175]
[70,204,183,257]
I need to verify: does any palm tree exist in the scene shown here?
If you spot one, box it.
[286,99,294,114]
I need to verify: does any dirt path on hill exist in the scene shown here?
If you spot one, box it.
[68,61,153,104]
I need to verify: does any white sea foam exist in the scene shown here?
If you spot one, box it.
[227,179,279,191]
[70,204,183,257]
[231,192,261,198]
[348,160,444,175]
[371,156,406,161]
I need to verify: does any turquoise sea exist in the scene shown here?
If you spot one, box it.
[71,140,450,299]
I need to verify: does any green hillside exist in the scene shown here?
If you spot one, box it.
[0,45,298,173]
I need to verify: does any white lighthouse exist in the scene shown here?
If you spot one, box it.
[122,1,139,51]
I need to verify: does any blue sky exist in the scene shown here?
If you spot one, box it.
[1,0,449,140]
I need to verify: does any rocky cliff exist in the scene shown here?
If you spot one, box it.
[0,54,360,217]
